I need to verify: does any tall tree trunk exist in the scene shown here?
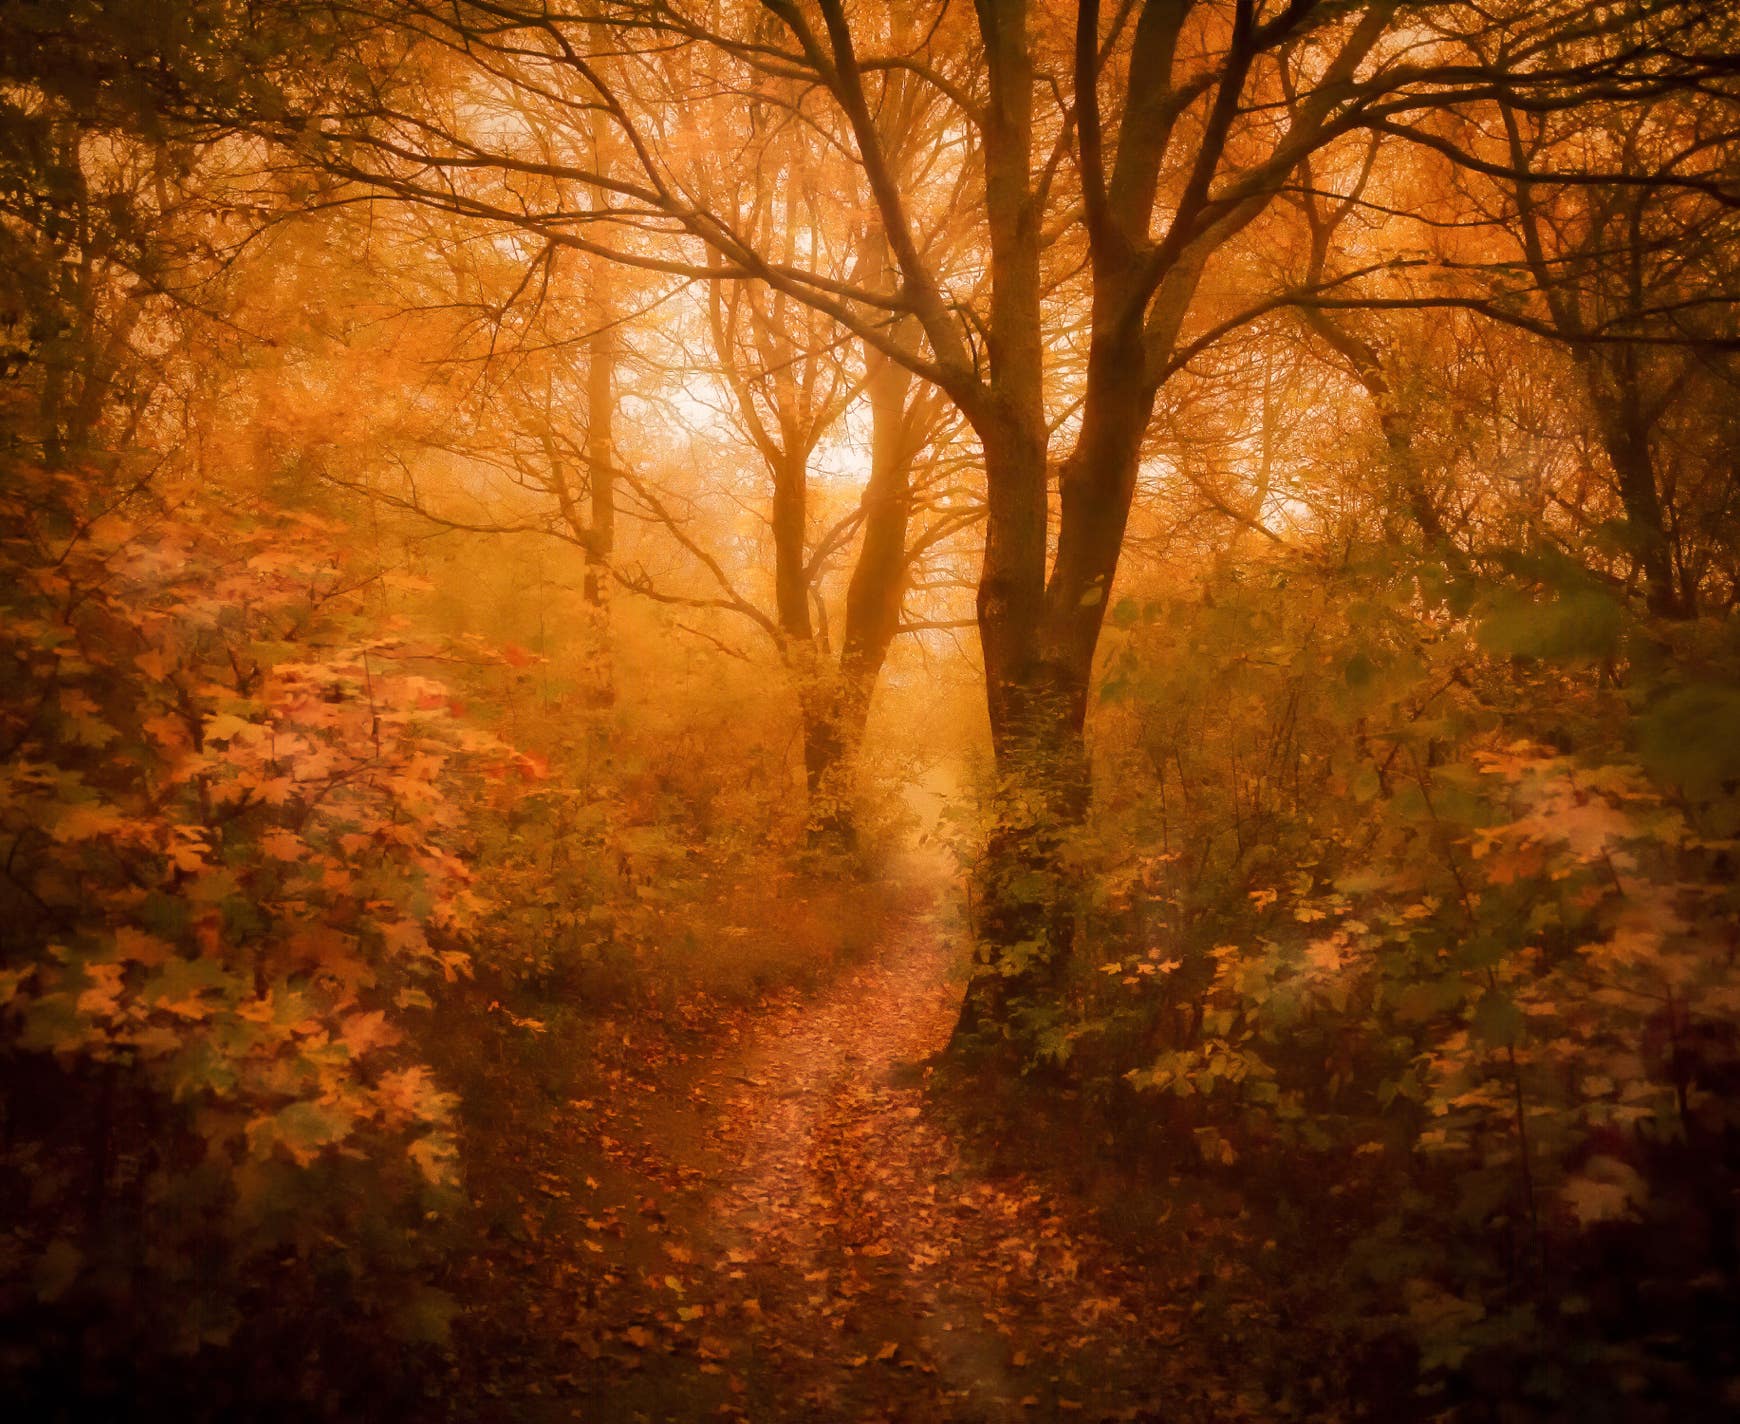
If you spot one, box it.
[1588,354,1689,618]
[797,686,851,843]
[835,337,918,759]
[582,318,616,608]
[958,325,1154,1051]
[766,446,854,846]
[578,289,618,707]
[581,13,619,695]
[955,0,1081,1053]
[1500,103,1688,618]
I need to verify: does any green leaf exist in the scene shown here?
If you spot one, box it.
[390,1286,461,1347]
[1098,673,1132,706]
[1476,586,1623,661]
[1349,763,1383,803]
[141,956,233,1019]
[1636,685,1740,798]
[1394,975,1470,1023]
[1472,992,1524,1047]
[265,1100,355,1162]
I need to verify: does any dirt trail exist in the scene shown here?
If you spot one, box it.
[458,888,1243,1423]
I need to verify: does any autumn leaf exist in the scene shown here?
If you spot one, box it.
[390,1286,460,1347]
[408,1134,459,1188]
[1563,1157,1648,1227]
[202,712,260,744]
[339,1009,398,1056]
[50,803,131,843]
[135,648,172,680]
[254,1100,355,1166]
[114,927,173,965]
[260,828,303,861]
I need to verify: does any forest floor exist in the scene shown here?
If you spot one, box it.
[434,862,1282,1424]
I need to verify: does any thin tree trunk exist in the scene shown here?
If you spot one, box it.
[579,287,618,708]
[1499,101,1688,618]
[794,364,929,851]
[1299,306,1454,552]
[841,341,915,689]
[583,319,616,609]
[581,12,619,697]
[1589,357,1688,618]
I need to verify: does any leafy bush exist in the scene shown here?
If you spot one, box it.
[0,465,529,1407]
[1073,553,1740,1415]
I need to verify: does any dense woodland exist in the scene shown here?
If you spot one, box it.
[4,2,1740,1420]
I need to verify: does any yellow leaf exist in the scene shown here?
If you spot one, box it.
[408,1134,458,1188]
[202,712,259,744]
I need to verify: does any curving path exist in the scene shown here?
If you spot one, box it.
[451,890,1253,1423]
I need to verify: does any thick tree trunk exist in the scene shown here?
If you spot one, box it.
[1041,330,1150,699]
[951,0,1371,1053]
[953,0,1168,1053]
[1379,411,1453,552]
[956,330,1153,1054]
[951,689,1093,1052]
[797,687,852,847]
[1500,106,1689,619]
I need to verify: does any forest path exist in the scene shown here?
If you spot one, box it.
[455,867,1246,1423]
